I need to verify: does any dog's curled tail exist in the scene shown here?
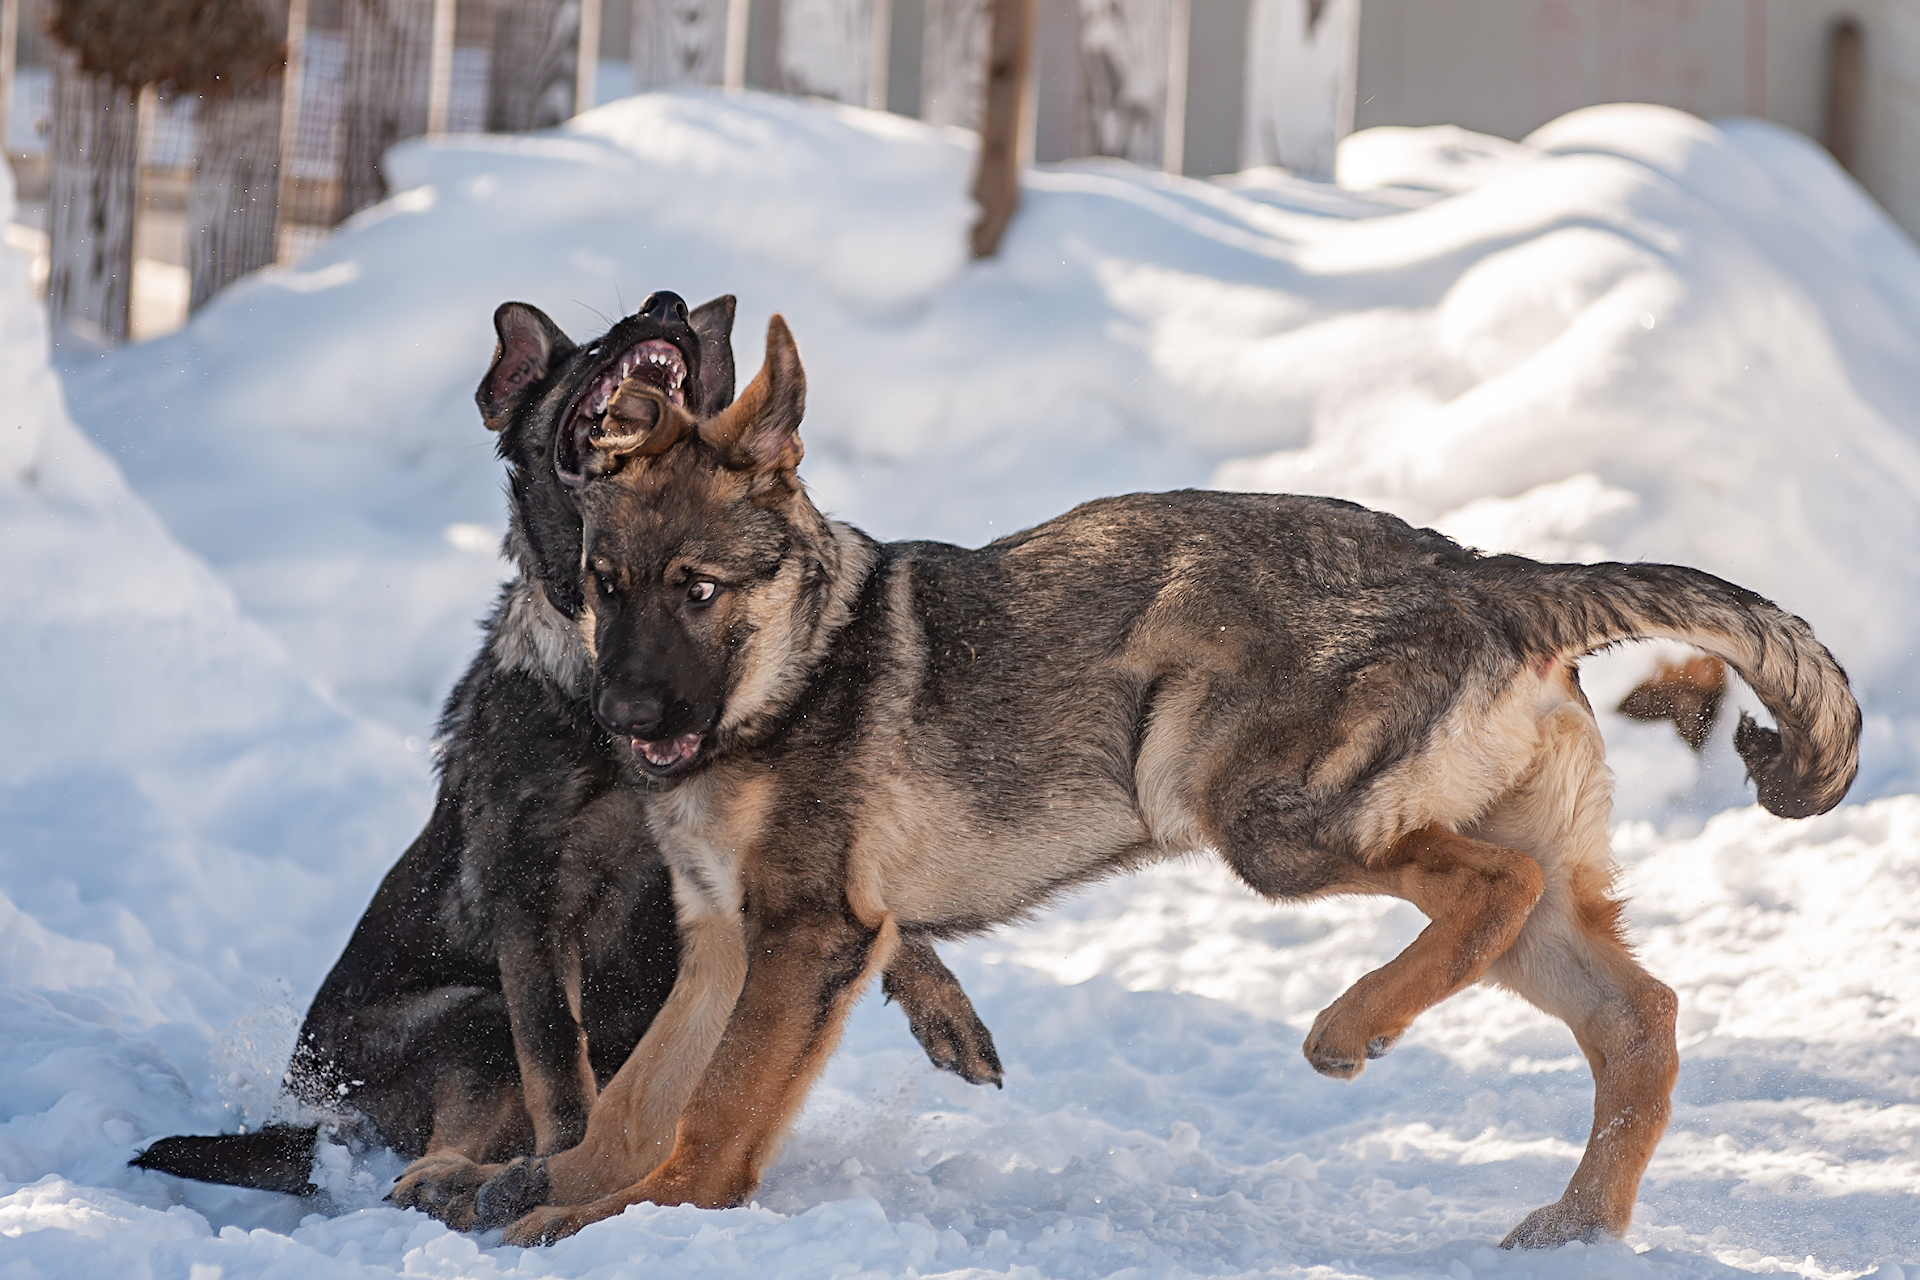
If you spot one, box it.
[130,1125,320,1195]
[1486,558,1860,819]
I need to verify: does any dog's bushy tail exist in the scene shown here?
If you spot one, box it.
[130,1125,319,1195]
[1482,557,1860,818]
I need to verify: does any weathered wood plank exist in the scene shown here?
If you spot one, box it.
[1074,0,1172,165]
[337,0,434,219]
[633,0,729,88]
[920,0,987,126]
[190,82,283,310]
[491,0,578,128]
[781,0,879,104]
[47,44,139,343]
[1240,0,1357,177]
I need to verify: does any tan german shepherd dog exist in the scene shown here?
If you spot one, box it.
[396,315,1861,1249]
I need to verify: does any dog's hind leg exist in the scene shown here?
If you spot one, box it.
[1298,826,1546,1078]
[1486,889,1677,1247]
[1475,703,1679,1248]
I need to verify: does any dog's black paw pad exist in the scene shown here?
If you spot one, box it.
[474,1156,551,1229]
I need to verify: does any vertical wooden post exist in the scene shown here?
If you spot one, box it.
[722,0,751,87]
[425,0,456,135]
[492,0,581,129]
[1161,0,1189,174]
[47,45,140,342]
[867,0,892,109]
[337,0,436,220]
[0,0,18,159]
[969,0,1032,258]
[577,0,603,113]
[277,0,309,258]
[1824,17,1863,174]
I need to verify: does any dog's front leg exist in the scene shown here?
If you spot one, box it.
[497,919,596,1153]
[388,915,597,1228]
[885,936,1003,1087]
[461,886,749,1228]
[498,908,900,1246]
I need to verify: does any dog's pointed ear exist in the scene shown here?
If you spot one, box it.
[479,303,575,430]
[699,314,805,474]
[688,294,737,414]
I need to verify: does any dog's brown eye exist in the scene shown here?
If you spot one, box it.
[688,581,716,604]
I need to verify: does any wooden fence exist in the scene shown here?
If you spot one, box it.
[6,0,1357,341]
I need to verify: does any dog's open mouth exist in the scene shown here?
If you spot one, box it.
[632,732,703,772]
[559,338,689,482]
[584,339,686,415]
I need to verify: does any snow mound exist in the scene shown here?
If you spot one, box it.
[0,148,430,1233]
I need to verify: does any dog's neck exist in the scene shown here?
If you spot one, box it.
[490,520,592,698]
[714,512,879,749]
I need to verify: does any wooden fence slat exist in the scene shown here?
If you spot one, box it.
[489,0,578,129]
[337,0,435,220]
[921,0,988,126]
[781,0,873,103]
[190,82,282,310]
[47,45,139,342]
[1240,0,1356,177]
[1075,0,1171,165]
[634,0,730,88]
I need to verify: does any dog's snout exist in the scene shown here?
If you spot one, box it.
[597,687,664,737]
[639,292,688,325]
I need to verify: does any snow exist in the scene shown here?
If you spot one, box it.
[3,92,1918,1277]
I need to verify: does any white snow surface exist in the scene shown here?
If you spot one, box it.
[3,93,1917,1278]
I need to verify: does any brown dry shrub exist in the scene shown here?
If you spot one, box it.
[48,0,285,97]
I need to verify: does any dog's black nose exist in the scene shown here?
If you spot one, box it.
[638,292,688,325]
[597,687,664,737]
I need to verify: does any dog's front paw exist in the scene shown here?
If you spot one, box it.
[473,1155,552,1229]
[500,1202,606,1247]
[388,1151,502,1229]
[1500,1198,1610,1250]
[1302,997,1403,1080]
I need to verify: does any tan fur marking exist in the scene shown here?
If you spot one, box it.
[540,885,749,1204]
[1349,666,1559,855]
[1304,826,1545,1077]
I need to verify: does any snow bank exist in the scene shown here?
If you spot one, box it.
[61,94,1920,810]
[0,150,431,1237]
[9,94,1919,1277]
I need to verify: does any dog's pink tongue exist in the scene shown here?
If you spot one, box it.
[634,733,702,768]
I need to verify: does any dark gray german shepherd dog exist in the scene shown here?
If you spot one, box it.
[132,297,999,1209]
[399,314,1859,1249]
